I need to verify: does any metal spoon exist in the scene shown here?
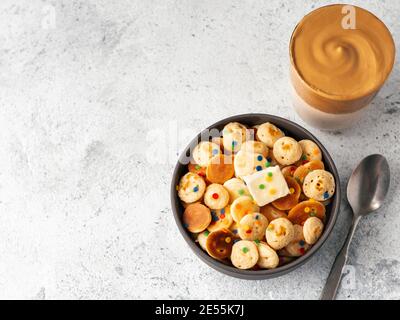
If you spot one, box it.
[320,154,390,300]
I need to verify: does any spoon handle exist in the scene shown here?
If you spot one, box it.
[320,216,360,300]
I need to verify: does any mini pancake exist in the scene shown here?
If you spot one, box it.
[238,213,269,241]
[205,228,234,260]
[256,241,279,269]
[298,139,322,162]
[206,154,234,184]
[230,196,260,223]
[223,178,251,203]
[222,122,248,153]
[177,172,206,204]
[303,217,324,245]
[197,230,210,251]
[207,206,233,232]
[293,160,325,184]
[188,163,206,178]
[192,141,221,167]
[303,169,335,201]
[230,240,259,269]
[256,122,285,148]
[265,218,295,250]
[287,200,326,225]
[272,137,302,166]
[183,203,212,233]
[260,204,287,221]
[272,176,301,210]
[234,151,267,179]
[279,224,310,257]
[281,165,298,177]
[240,140,269,158]
[204,184,230,210]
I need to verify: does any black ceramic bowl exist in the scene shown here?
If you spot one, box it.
[171,114,340,279]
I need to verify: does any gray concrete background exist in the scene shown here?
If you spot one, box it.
[0,0,399,299]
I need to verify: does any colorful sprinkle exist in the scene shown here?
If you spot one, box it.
[266,175,273,182]
[242,247,249,253]
[265,161,271,167]
[220,214,225,219]
[254,239,260,245]
[304,207,311,213]
[259,184,265,190]
[233,229,238,234]
[268,172,273,177]
[299,240,305,246]
[195,165,201,170]
[257,155,263,161]
[245,229,252,234]
[233,238,240,243]
[220,208,225,214]
[310,212,316,217]
[269,188,277,195]
[225,237,232,243]
[193,185,199,192]
[184,223,189,228]
[324,191,330,199]
[238,189,245,195]
[176,185,179,191]
[301,155,307,161]
[255,214,259,220]
[256,165,263,171]
[212,193,219,199]
[204,230,210,236]
[212,149,219,156]
[299,247,305,255]
[267,157,272,162]
[289,187,295,194]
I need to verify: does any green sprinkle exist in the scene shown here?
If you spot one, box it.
[302,155,307,160]
[238,189,245,195]
[310,212,316,217]
[259,184,265,190]
[254,240,260,245]
[265,161,271,167]
[242,247,249,253]
[268,172,273,177]
[195,165,201,170]
[204,230,210,236]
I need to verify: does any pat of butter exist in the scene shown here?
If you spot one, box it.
[243,166,289,207]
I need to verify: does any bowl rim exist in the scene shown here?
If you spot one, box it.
[171,113,341,279]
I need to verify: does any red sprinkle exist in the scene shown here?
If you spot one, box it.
[212,193,219,199]
[246,229,252,234]
[220,214,225,219]
[299,248,305,255]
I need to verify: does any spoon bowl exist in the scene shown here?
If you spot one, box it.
[347,154,390,216]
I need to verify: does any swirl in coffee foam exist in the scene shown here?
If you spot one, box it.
[290,5,395,113]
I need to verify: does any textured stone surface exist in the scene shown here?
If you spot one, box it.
[0,0,399,299]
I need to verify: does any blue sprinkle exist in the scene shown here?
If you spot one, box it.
[212,149,219,155]
[193,185,199,192]
[233,229,238,235]
[257,155,263,161]
[299,240,305,246]
[323,191,329,199]
[232,140,238,146]
[220,208,225,214]
[267,157,272,162]
[211,211,219,221]
[233,238,240,243]
[184,223,189,228]
[256,165,262,171]
[255,214,259,220]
